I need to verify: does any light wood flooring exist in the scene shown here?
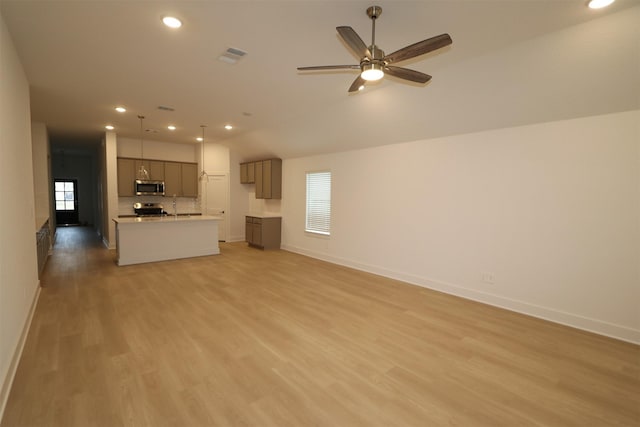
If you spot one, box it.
[2,226,639,426]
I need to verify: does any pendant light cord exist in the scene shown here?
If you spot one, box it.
[200,125,207,179]
[138,115,145,159]
[137,115,149,180]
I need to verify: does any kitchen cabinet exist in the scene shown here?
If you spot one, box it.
[117,158,136,196]
[164,161,198,197]
[181,163,198,197]
[134,160,165,180]
[255,158,282,199]
[117,157,198,197]
[240,162,255,184]
[245,216,281,250]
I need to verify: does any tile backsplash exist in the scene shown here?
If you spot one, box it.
[118,196,202,216]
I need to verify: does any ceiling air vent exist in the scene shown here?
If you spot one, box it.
[157,105,175,111]
[218,47,247,64]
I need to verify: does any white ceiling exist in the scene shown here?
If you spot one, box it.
[1,0,638,159]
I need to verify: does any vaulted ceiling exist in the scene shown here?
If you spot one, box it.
[1,0,638,159]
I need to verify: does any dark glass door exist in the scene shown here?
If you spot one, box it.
[54,179,79,225]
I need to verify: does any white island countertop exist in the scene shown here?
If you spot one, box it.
[113,214,222,224]
[112,215,221,266]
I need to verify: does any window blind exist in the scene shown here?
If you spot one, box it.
[306,171,331,235]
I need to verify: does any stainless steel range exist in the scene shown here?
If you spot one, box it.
[133,202,168,217]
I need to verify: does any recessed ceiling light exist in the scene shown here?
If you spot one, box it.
[162,16,182,28]
[115,106,126,113]
[105,125,115,130]
[196,137,203,142]
[587,0,615,8]
[224,124,233,130]
[167,125,176,131]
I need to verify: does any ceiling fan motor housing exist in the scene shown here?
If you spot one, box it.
[366,6,382,19]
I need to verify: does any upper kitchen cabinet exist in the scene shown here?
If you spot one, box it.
[165,161,198,197]
[181,163,198,197]
[240,162,255,184]
[255,159,282,199]
[134,160,165,181]
[117,158,136,196]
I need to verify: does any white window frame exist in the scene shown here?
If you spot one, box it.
[305,171,331,236]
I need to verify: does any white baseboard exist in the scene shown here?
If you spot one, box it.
[0,283,41,421]
[102,236,115,250]
[281,244,640,345]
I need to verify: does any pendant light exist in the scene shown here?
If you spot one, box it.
[137,115,149,180]
[199,125,207,181]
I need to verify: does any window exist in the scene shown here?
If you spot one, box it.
[54,180,76,211]
[306,171,331,235]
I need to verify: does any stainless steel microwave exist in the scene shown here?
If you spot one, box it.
[135,180,165,196]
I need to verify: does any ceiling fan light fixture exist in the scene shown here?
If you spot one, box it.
[587,0,615,8]
[361,63,384,81]
[162,16,182,28]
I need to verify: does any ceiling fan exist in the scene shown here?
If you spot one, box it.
[297,6,452,93]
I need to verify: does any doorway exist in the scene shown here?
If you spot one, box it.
[54,179,80,225]
[204,174,229,242]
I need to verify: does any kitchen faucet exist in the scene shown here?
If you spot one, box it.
[172,194,177,217]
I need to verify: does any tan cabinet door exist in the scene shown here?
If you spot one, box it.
[245,216,253,243]
[182,163,198,197]
[247,162,255,183]
[148,160,165,181]
[255,161,264,198]
[252,222,262,246]
[263,160,272,199]
[240,163,248,183]
[164,162,181,196]
[117,158,135,196]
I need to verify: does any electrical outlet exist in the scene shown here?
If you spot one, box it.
[481,272,495,284]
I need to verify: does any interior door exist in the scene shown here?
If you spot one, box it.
[205,174,229,242]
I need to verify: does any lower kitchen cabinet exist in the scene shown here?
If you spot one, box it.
[245,216,281,250]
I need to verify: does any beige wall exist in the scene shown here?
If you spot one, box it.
[102,131,118,248]
[31,122,50,230]
[281,111,640,343]
[0,12,40,417]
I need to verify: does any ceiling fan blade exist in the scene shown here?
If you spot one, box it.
[384,33,452,64]
[384,66,432,84]
[298,65,360,71]
[348,75,366,93]
[337,26,371,59]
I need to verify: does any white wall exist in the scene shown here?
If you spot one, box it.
[281,111,640,343]
[117,137,197,163]
[103,131,118,248]
[31,122,50,229]
[229,151,251,241]
[0,12,40,417]
[203,142,230,174]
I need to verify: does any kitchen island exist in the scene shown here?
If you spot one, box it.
[113,215,221,266]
